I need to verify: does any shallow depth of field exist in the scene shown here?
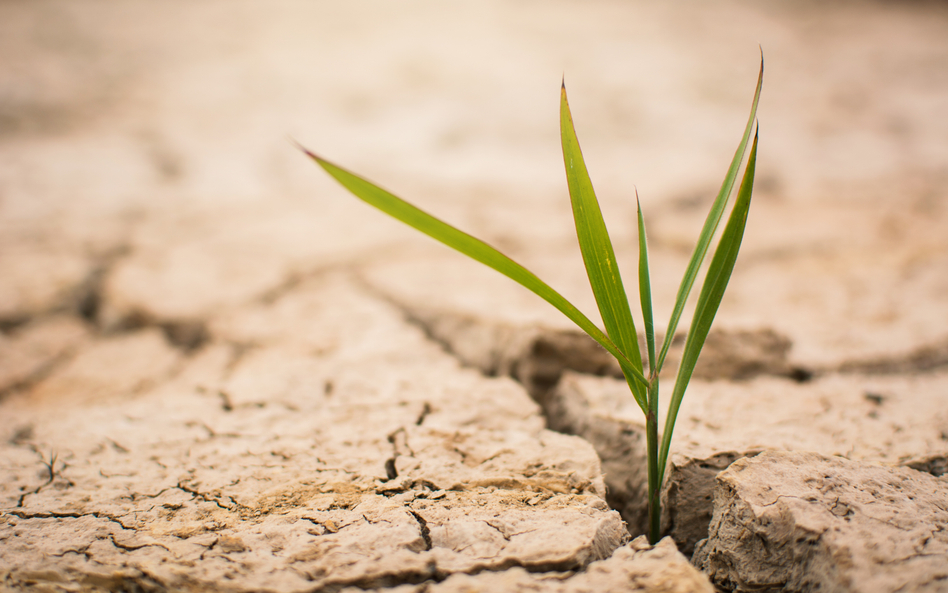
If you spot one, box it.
[1,2,947,592]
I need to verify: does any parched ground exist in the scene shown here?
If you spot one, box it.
[1,1,947,592]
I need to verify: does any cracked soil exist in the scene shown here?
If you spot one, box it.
[2,1,948,592]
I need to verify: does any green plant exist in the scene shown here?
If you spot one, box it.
[301,60,762,545]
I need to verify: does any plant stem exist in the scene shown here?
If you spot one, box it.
[646,380,661,544]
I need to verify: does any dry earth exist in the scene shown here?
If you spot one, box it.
[2,1,947,592]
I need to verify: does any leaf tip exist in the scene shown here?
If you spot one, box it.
[290,137,323,164]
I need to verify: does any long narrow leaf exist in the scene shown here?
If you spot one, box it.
[560,83,647,411]
[658,129,759,478]
[300,147,650,394]
[655,58,764,373]
[636,194,656,379]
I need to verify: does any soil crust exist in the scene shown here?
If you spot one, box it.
[2,1,948,591]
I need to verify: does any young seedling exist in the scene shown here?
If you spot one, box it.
[301,60,762,545]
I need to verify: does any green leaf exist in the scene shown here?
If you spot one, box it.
[636,194,656,380]
[655,57,764,373]
[560,83,648,412]
[658,129,759,479]
[300,146,650,394]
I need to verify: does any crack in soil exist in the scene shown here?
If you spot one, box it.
[70,249,129,326]
[175,482,242,513]
[72,247,212,354]
[13,449,72,507]
[388,300,948,389]
[483,519,512,542]
[5,509,135,531]
[50,545,92,560]
[306,562,442,593]
[1,245,219,410]
[298,535,617,593]
[108,533,171,553]
[365,293,948,553]
[415,402,432,426]
[409,509,433,551]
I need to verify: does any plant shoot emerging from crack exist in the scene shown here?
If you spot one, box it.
[41,450,59,483]
[301,59,763,545]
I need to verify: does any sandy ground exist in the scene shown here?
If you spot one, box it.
[1,0,947,590]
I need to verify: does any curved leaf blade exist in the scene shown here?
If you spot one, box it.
[655,57,764,373]
[300,146,650,396]
[560,83,647,411]
[658,129,759,478]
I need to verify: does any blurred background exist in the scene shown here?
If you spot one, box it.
[2,0,947,371]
